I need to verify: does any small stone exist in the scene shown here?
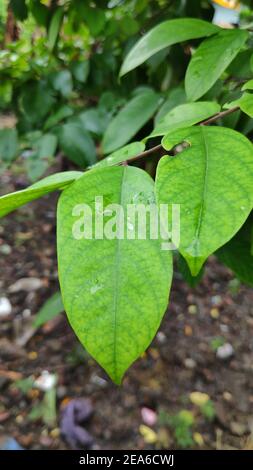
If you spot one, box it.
[220,324,229,333]
[90,374,107,388]
[34,371,56,391]
[210,308,219,319]
[9,277,44,293]
[211,295,222,306]
[50,428,60,439]
[156,331,166,344]
[0,298,12,317]
[0,244,11,255]
[216,343,234,360]
[15,415,24,424]
[188,304,197,315]
[184,325,193,336]
[184,358,197,369]
[141,407,157,426]
[230,421,247,436]
[27,351,38,360]
[223,391,233,402]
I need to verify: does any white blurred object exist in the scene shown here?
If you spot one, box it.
[0,297,12,317]
[216,342,234,359]
[212,1,241,26]
[34,370,56,391]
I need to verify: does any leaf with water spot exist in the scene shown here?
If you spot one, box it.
[156,126,253,275]
[185,29,248,101]
[57,166,172,384]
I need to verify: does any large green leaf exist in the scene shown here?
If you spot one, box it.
[150,101,220,138]
[156,126,253,276]
[216,218,253,287]
[0,128,18,163]
[102,91,160,154]
[185,29,248,102]
[120,19,219,77]
[94,142,145,168]
[0,171,82,218]
[58,123,96,167]
[57,166,172,383]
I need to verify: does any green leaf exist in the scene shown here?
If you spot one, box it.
[216,218,253,287]
[94,142,145,168]
[36,134,58,159]
[225,93,253,118]
[242,79,253,91]
[0,128,18,163]
[51,70,73,98]
[30,0,49,26]
[78,109,106,136]
[57,166,172,383]
[156,126,253,276]
[48,7,64,51]
[21,81,56,124]
[44,105,74,130]
[177,253,204,288]
[185,29,248,102]
[33,292,64,328]
[80,6,106,36]
[70,60,90,83]
[102,91,160,154]
[150,101,220,138]
[10,0,28,20]
[120,19,219,77]
[58,123,96,167]
[155,87,186,125]
[0,171,82,218]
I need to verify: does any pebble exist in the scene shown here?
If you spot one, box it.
[184,358,197,369]
[216,343,234,360]
[0,297,12,317]
[0,244,11,255]
[8,277,44,293]
[156,331,166,344]
[210,307,219,319]
[188,304,197,315]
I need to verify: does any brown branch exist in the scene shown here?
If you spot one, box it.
[199,106,239,126]
[123,106,240,165]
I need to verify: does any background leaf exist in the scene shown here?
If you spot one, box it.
[216,217,253,287]
[58,123,96,167]
[120,18,219,76]
[102,91,160,154]
[185,29,248,101]
[0,128,18,163]
[33,292,64,328]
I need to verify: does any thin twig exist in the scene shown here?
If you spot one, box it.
[199,106,239,126]
[123,106,240,165]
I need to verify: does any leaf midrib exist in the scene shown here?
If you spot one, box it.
[112,166,127,381]
[194,127,209,255]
